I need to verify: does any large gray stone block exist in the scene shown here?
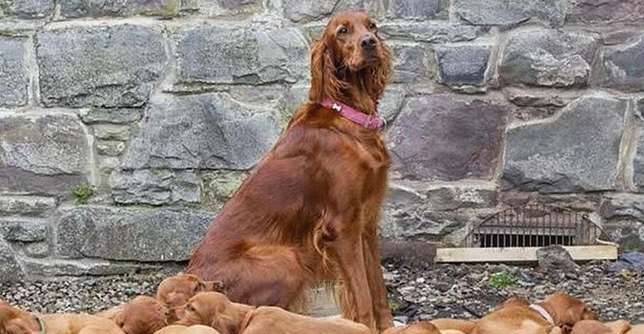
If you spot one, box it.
[436,45,490,87]
[453,0,569,27]
[384,0,440,20]
[110,169,201,205]
[55,206,215,262]
[60,0,180,17]
[499,29,598,88]
[597,34,644,92]
[503,95,626,193]
[0,218,48,242]
[380,22,483,44]
[0,238,23,282]
[37,24,166,107]
[0,196,56,217]
[280,0,369,22]
[0,114,90,195]
[1,0,54,18]
[569,0,644,25]
[390,42,432,84]
[120,93,281,170]
[176,23,308,86]
[0,37,28,107]
[389,94,509,181]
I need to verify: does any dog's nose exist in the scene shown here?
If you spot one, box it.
[360,35,376,50]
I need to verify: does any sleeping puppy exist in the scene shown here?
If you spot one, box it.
[155,325,220,334]
[156,274,223,310]
[472,292,596,334]
[175,292,371,334]
[382,322,441,334]
[491,296,531,312]
[0,301,123,334]
[570,320,630,334]
[430,319,476,334]
[98,296,168,334]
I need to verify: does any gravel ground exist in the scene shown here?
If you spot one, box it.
[1,261,643,324]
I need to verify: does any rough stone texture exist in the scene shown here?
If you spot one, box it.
[120,93,281,170]
[280,0,368,22]
[110,169,201,205]
[180,0,260,17]
[79,108,142,124]
[601,194,644,221]
[384,0,441,20]
[436,45,490,87]
[503,95,626,193]
[597,34,644,92]
[1,0,54,18]
[453,0,569,27]
[21,258,148,277]
[201,170,246,211]
[536,245,579,273]
[389,94,508,181]
[92,124,130,141]
[569,0,644,25]
[0,238,23,281]
[96,141,126,156]
[37,24,166,108]
[0,114,90,195]
[176,23,308,86]
[0,37,28,107]
[499,29,598,88]
[0,218,48,242]
[60,0,180,17]
[380,22,484,44]
[379,87,405,123]
[56,206,215,262]
[390,43,432,83]
[0,196,56,217]
[632,120,644,189]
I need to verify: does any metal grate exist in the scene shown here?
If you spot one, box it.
[464,204,603,248]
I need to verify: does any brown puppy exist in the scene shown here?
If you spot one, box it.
[430,319,476,334]
[98,296,168,334]
[155,325,220,334]
[491,296,531,312]
[157,274,223,310]
[571,320,631,334]
[627,325,644,334]
[0,302,123,334]
[382,322,440,334]
[175,292,370,334]
[472,292,595,334]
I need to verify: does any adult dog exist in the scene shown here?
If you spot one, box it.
[186,10,392,332]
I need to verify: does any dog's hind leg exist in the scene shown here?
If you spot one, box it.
[224,244,309,310]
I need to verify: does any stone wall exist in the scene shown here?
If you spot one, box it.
[1,0,644,281]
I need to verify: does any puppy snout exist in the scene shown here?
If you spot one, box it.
[360,34,376,50]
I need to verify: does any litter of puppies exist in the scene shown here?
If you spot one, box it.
[1,272,642,334]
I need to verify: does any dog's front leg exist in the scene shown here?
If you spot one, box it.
[363,227,394,332]
[330,231,376,331]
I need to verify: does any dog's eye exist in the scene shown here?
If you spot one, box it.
[369,22,377,31]
[337,26,348,34]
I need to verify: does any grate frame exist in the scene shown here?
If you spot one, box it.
[463,204,603,248]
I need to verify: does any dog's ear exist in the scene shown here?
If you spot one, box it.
[309,38,342,103]
[366,42,391,102]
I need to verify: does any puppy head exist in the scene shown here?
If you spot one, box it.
[175,292,239,334]
[113,296,168,334]
[543,293,597,330]
[382,321,440,334]
[157,274,223,309]
[570,320,612,334]
[0,303,40,334]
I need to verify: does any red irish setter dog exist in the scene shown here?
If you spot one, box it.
[186,10,393,332]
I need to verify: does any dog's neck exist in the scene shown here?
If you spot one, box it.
[334,70,379,115]
[230,302,255,330]
[533,302,558,325]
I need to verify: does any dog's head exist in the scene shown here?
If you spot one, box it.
[157,274,224,310]
[309,10,391,105]
[113,296,168,334]
[175,292,242,334]
[0,303,40,334]
[543,293,597,332]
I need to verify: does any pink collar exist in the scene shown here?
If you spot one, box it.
[321,98,385,130]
